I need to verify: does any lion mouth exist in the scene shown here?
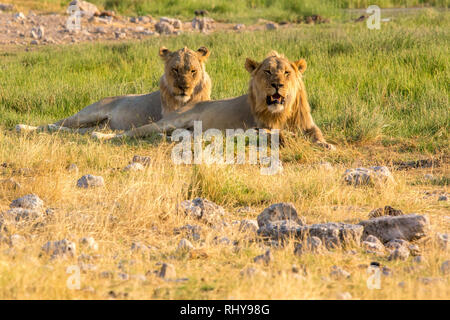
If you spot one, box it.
[266,93,285,105]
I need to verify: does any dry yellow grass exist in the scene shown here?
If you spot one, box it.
[0,129,448,299]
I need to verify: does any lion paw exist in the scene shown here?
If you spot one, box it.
[15,124,38,133]
[91,132,118,140]
[316,141,336,151]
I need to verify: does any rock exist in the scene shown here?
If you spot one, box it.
[9,234,26,247]
[138,16,152,24]
[30,40,39,45]
[240,267,267,278]
[233,24,245,30]
[436,233,448,250]
[294,236,324,256]
[438,195,448,201]
[423,174,434,181]
[155,21,174,35]
[173,224,201,241]
[99,270,113,279]
[179,198,225,225]
[31,26,45,39]
[441,260,450,275]
[0,4,15,11]
[388,245,410,261]
[0,178,21,190]
[94,27,107,34]
[213,236,231,245]
[10,194,44,210]
[158,263,176,279]
[123,162,144,172]
[413,256,426,264]
[14,12,26,20]
[408,244,421,256]
[382,266,393,277]
[69,0,100,18]
[385,239,409,250]
[266,23,278,30]
[257,202,304,228]
[362,235,385,253]
[132,155,151,166]
[114,32,126,39]
[192,17,214,32]
[160,17,182,29]
[177,238,194,251]
[253,249,273,265]
[239,219,258,233]
[359,214,430,243]
[336,292,352,300]
[330,266,350,280]
[4,208,43,222]
[79,237,98,251]
[67,163,79,173]
[343,166,394,186]
[130,241,152,253]
[42,239,76,259]
[117,272,129,280]
[76,174,105,188]
[368,206,403,219]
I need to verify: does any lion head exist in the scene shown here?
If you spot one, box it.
[245,51,310,131]
[159,46,212,115]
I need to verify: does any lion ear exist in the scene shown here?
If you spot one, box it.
[293,59,307,74]
[245,58,260,73]
[159,47,171,60]
[196,47,210,61]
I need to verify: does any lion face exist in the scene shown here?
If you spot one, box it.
[245,53,307,114]
[160,46,210,103]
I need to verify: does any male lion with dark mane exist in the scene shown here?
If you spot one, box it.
[16,46,211,133]
[93,51,334,150]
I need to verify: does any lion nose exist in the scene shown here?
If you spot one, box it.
[178,84,189,92]
[271,83,283,90]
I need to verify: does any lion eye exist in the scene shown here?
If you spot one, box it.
[172,68,178,74]
[285,71,290,76]
[191,69,197,74]
[264,70,271,75]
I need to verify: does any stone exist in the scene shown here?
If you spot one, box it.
[436,233,448,250]
[343,166,394,186]
[10,194,44,210]
[413,256,426,264]
[239,219,258,233]
[114,32,126,39]
[253,249,273,265]
[362,235,385,253]
[368,206,403,219]
[440,260,450,275]
[191,17,214,32]
[155,21,174,35]
[69,0,100,18]
[4,208,43,222]
[99,270,113,279]
[234,24,245,30]
[173,224,201,241]
[79,237,98,251]
[9,234,26,247]
[177,238,194,251]
[123,162,144,172]
[179,198,225,225]
[42,239,76,259]
[388,245,410,261]
[132,155,151,166]
[77,174,105,188]
[257,202,304,228]
[330,266,350,280]
[158,263,176,279]
[31,26,45,39]
[30,40,39,45]
[213,236,231,245]
[14,12,26,20]
[94,27,107,34]
[266,23,278,30]
[160,17,182,29]
[67,163,79,173]
[0,4,15,11]
[336,292,352,300]
[130,241,152,253]
[240,267,267,278]
[438,195,448,201]
[359,214,430,243]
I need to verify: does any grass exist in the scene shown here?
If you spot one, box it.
[0,6,449,300]
[2,0,449,23]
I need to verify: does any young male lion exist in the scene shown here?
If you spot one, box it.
[92,51,334,150]
[16,46,211,133]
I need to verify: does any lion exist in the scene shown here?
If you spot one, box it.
[92,51,334,150]
[15,46,211,133]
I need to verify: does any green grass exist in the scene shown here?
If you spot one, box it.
[1,9,448,153]
[4,0,449,23]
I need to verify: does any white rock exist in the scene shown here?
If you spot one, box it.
[10,194,44,210]
[123,162,144,172]
[177,238,194,251]
[77,174,105,188]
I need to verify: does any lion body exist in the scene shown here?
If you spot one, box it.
[16,47,211,133]
[99,51,331,150]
